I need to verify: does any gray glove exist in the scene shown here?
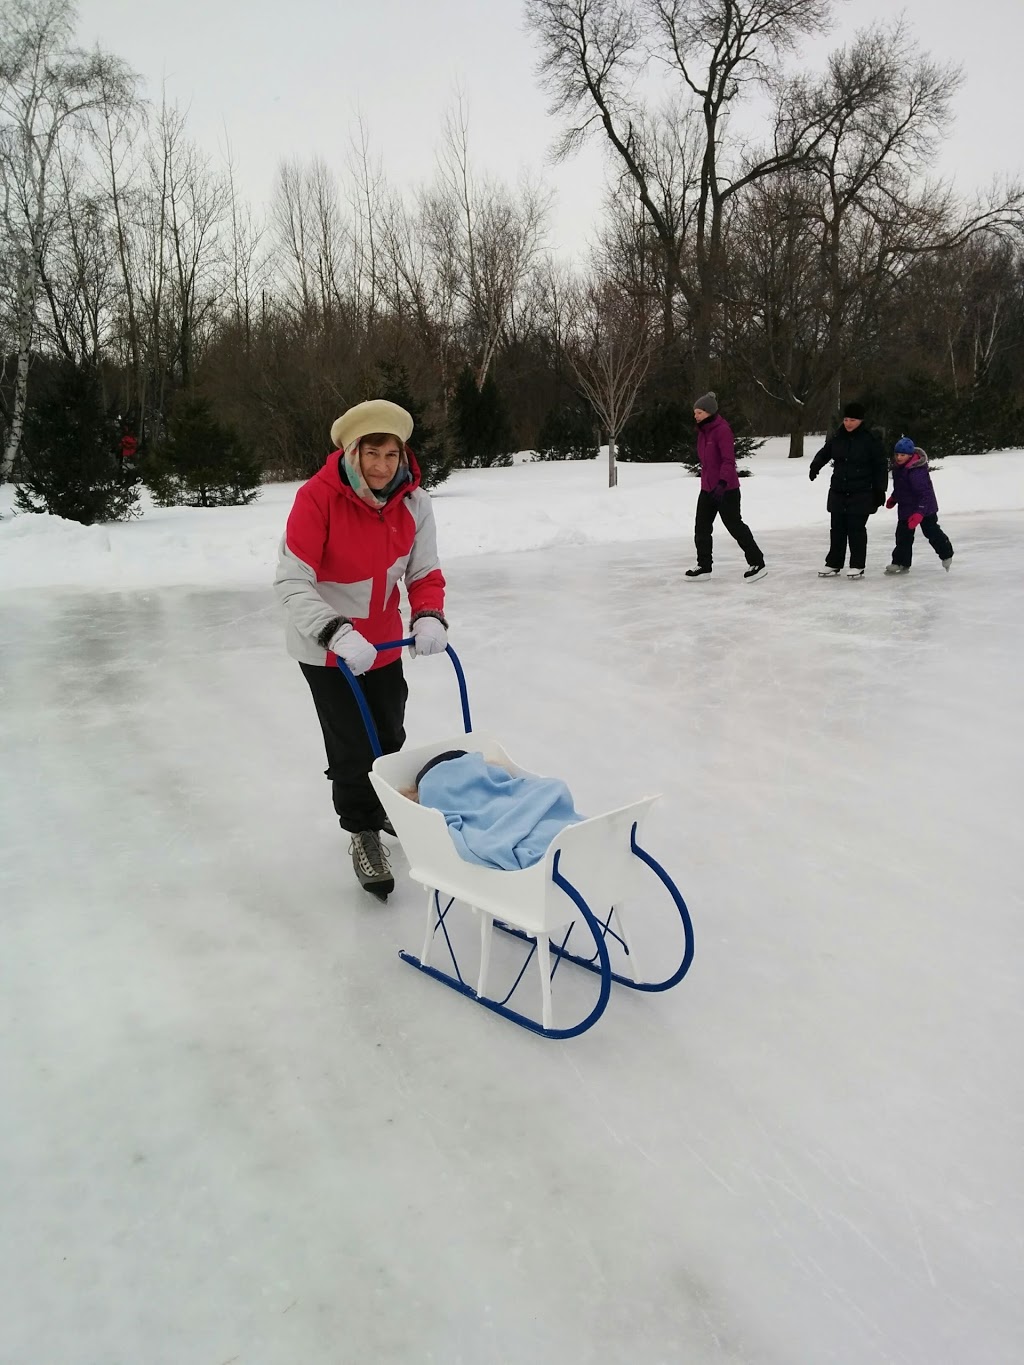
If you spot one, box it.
[329,624,377,675]
[411,615,448,658]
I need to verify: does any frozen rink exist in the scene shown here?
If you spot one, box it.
[2,514,1023,1364]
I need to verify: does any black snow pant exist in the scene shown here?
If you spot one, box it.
[300,659,407,834]
[826,511,870,570]
[892,515,954,568]
[694,488,764,570]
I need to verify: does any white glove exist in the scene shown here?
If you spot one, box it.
[329,624,377,675]
[411,615,448,658]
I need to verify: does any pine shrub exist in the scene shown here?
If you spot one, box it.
[375,360,453,490]
[535,403,596,460]
[14,363,141,524]
[144,397,262,507]
[450,367,513,468]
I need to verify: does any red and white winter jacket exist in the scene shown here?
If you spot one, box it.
[274,449,446,670]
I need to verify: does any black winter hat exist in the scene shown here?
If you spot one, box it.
[843,401,865,420]
[415,749,469,786]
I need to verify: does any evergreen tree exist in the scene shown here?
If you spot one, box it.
[618,396,761,473]
[618,399,692,464]
[375,360,452,490]
[535,403,597,460]
[143,397,262,507]
[861,373,1024,457]
[15,362,140,524]
[450,367,513,468]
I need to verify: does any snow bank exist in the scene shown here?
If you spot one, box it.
[1,439,1022,592]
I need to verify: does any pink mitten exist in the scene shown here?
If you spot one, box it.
[907,512,923,531]
[885,495,896,509]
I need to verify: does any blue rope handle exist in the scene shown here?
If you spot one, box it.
[335,639,472,758]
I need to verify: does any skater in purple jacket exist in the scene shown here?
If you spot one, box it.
[884,437,954,574]
[685,391,766,581]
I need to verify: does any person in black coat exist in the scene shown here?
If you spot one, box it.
[808,402,888,578]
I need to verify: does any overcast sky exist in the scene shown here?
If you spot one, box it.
[74,0,1024,258]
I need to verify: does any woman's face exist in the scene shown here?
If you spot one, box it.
[359,434,402,489]
[842,416,862,432]
[693,407,710,422]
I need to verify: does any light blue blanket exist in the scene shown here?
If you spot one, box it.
[417,752,584,870]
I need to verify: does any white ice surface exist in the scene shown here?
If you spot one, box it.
[2,516,1023,1364]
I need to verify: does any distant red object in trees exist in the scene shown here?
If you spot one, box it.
[120,434,138,460]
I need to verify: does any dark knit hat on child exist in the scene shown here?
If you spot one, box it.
[415,749,468,786]
[894,437,916,454]
[693,391,718,415]
[843,401,865,419]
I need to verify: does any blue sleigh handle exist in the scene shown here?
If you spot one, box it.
[335,639,472,758]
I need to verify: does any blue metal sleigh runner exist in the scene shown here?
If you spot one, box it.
[336,642,695,1039]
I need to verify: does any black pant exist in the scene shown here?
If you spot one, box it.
[827,511,870,570]
[694,489,763,569]
[300,660,408,834]
[892,515,954,567]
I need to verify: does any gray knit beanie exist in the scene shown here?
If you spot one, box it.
[694,391,718,416]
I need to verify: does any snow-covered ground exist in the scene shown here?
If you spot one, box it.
[2,438,1023,591]
[1,450,1024,1364]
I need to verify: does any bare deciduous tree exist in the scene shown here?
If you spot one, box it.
[347,116,384,331]
[95,59,145,423]
[156,101,227,388]
[432,97,549,387]
[271,158,316,321]
[728,21,1023,454]
[224,136,265,352]
[271,155,353,328]
[0,0,135,476]
[566,275,656,486]
[35,144,119,369]
[525,0,833,390]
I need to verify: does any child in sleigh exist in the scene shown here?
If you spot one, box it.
[399,749,584,871]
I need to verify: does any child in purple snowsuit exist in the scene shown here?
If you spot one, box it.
[884,437,954,574]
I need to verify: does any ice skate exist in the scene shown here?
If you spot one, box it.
[884,564,910,575]
[818,567,840,577]
[743,564,767,581]
[350,830,394,900]
[846,568,865,579]
[685,566,712,579]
